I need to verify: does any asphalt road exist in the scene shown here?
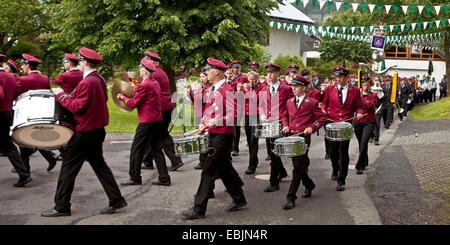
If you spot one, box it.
[0,121,395,225]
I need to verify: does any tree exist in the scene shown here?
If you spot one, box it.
[316,10,374,67]
[42,0,278,91]
[0,0,47,54]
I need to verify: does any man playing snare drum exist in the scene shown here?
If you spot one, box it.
[280,75,327,209]
[321,66,363,191]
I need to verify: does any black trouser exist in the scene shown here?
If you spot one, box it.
[0,111,30,179]
[382,105,393,127]
[440,90,447,99]
[193,133,246,214]
[374,114,383,141]
[143,109,182,167]
[19,147,57,172]
[287,135,314,201]
[430,88,436,102]
[129,122,169,183]
[265,140,271,158]
[324,122,331,156]
[244,115,259,170]
[267,138,288,186]
[398,99,408,120]
[232,124,241,153]
[422,90,429,103]
[53,128,126,212]
[354,121,376,170]
[329,137,351,186]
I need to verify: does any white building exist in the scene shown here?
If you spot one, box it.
[268,2,319,65]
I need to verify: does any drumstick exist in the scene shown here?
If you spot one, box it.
[291,132,306,137]
[327,113,368,123]
[193,124,209,135]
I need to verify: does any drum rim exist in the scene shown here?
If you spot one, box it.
[15,89,54,102]
[11,122,74,150]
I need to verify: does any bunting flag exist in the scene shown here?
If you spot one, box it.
[285,0,450,16]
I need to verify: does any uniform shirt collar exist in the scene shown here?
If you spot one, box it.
[296,94,306,104]
[83,69,97,78]
[70,68,79,71]
[29,70,40,74]
[338,84,348,90]
[212,79,226,93]
[0,68,4,71]
[270,81,280,90]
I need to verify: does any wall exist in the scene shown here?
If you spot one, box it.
[268,28,301,62]
[384,59,446,81]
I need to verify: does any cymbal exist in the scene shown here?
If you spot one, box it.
[118,71,139,82]
[112,80,135,112]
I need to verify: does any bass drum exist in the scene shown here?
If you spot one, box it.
[11,89,75,150]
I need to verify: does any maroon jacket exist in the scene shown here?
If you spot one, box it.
[306,87,322,102]
[356,92,378,123]
[152,66,173,111]
[122,77,162,124]
[15,71,50,99]
[56,71,108,132]
[321,84,363,122]
[54,69,83,94]
[282,95,327,134]
[189,84,212,118]
[227,73,248,91]
[201,81,235,134]
[260,80,295,120]
[239,82,266,116]
[0,70,17,111]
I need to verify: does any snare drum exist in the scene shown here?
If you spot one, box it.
[272,136,308,158]
[254,120,282,139]
[11,89,75,150]
[325,122,353,142]
[173,134,208,156]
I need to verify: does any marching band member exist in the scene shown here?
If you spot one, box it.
[3,59,19,75]
[54,53,83,94]
[0,54,32,187]
[241,65,266,175]
[407,77,416,111]
[284,64,299,84]
[280,75,326,209]
[372,76,383,146]
[354,76,377,174]
[16,54,58,173]
[260,63,294,192]
[187,67,212,170]
[42,47,127,217]
[381,76,394,129]
[312,73,322,90]
[141,51,184,171]
[397,78,412,121]
[321,66,363,191]
[180,58,247,219]
[440,75,447,99]
[301,68,322,102]
[118,58,171,187]
[229,60,248,157]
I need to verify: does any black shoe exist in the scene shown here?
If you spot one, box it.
[325,153,330,160]
[41,208,71,217]
[232,151,239,156]
[47,158,57,172]
[180,208,205,219]
[152,180,171,186]
[331,173,338,181]
[384,125,390,129]
[336,184,345,191]
[264,185,279,192]
[282,199,295,209]
[168,162,184,171]
[225,201,247,211]
[142,165,154,170]
[356,169,364,175]
[56,154,63,161]
[121,179,141,186]
[245,168,255,175]
[13,176,32,187]
[194,163,203,170]
[374,140,380,145]
[302,183,315,198]
[265,156,271,161]
[100,202,127,214]
[279,172,288,182]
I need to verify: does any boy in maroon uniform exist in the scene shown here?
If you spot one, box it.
[280,75,327,209]
[321,66,363,191]
[54,53,83,94]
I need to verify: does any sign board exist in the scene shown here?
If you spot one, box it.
[371,36,386,50]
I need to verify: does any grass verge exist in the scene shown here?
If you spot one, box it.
[409,97,450,121]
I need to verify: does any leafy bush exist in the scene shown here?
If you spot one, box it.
[273,54,305,75]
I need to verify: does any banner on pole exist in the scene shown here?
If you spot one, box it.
[371,36,386,50]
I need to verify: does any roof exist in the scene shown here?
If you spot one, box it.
[269,2,315,25]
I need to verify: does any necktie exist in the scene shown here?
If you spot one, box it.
[338,87,344,105]
[209,86,215,98]
[271,86,275,97]
[296,98,300,109]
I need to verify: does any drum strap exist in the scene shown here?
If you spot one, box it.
[87,75,107,98]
